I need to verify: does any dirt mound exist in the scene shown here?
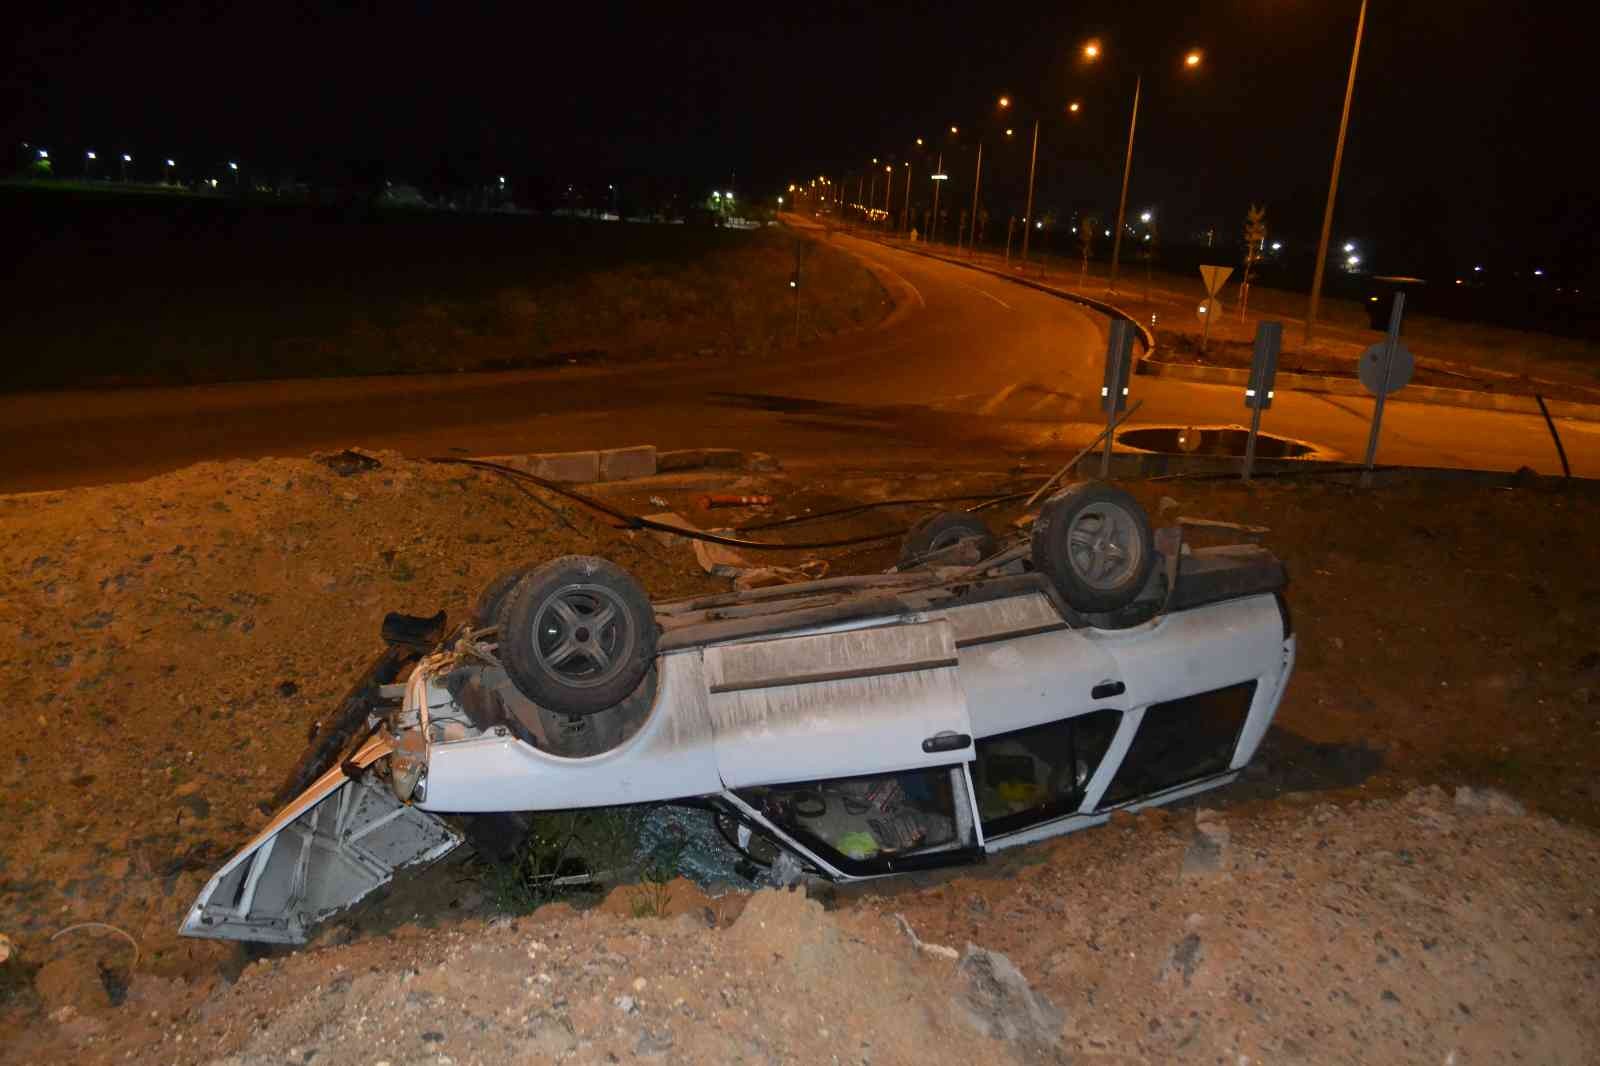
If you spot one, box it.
[0,452,716,985]
[3,794,1596,1065]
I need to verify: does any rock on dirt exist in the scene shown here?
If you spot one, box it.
[952,944,1064,1049]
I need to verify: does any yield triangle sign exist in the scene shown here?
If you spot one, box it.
[1199,265,1233,296]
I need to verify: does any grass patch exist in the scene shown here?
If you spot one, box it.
[3,188,887,390]
[478,806,693,917]
[481,809,641,913]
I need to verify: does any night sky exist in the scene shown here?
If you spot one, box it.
[6,2,1594,279]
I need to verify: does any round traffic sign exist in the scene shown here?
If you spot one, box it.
[1358,340,1414,396]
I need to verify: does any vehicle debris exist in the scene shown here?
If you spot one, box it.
[699,493,775,509]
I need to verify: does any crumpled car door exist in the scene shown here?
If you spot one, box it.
[180,733,460,944]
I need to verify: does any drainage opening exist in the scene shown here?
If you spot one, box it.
[1118,426,1314,459]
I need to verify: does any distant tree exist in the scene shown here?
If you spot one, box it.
[1078,213,1100,288]
[1240,204,1267,319]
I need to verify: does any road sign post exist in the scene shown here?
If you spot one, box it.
[1359,292,1411,486]
[1197,265,1232,353]
[1099,320,1136,477]
[792,241,804,344]
[1241,321,1282,482]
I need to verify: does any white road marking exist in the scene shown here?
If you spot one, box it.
[978,383,1022,415]
[963,283,1012,310]
[876,264,926,308]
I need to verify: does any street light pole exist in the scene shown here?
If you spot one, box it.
[1020,119,1039,261]
[1304,0,1368,346]
[1108,73,1142,291]
[968,140,984,253]
[930,152,943,243]
[901,163,912,235]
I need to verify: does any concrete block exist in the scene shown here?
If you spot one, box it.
[657,448,746,472]
[533,450,601,483]
[599,445,657,481]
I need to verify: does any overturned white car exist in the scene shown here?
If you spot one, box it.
[183,482,1294,943]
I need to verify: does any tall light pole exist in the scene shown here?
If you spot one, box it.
[968,139,984,252]
[1108,74,1141,290]
[930,153,946,243]
[1020,119,1040,261]
[1088,41,1203,290]
[1305,0,1368,346]
[1018,101,1079,263]
[901,161,912,234]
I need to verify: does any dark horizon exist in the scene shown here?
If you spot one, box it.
[6,2,1594,280]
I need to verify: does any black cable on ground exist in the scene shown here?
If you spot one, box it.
[1147,464,1390,483]
[734,489,1032,532]
[429,456,927,551]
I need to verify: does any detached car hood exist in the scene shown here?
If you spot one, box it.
[180,732,461,944]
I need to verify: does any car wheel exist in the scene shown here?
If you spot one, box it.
[898,512,997,568]
[496,556,658,716]
[516,666,656,758]
[474,564,538,628]
[1031,481,1155,613]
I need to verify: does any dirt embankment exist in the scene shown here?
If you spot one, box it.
[2,452,1598,1062]
[6,790,1597,1065]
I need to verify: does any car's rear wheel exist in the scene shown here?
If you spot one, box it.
[898,512,997,568]
[1031,481,1155,613]
[496,556,657,716]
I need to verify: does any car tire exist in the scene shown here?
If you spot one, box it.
[898,512,997,568]
[474,564,538,628]
[1031,481,1155,613]
[513,666,657,758]
[496,556,658,716]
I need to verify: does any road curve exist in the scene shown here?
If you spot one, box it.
[0,231,1588,493]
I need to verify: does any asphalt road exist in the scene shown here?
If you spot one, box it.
[0,232,1590,494]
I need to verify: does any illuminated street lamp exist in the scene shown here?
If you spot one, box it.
[1084,39,1205,290]
[164,158,175,182]
[1014,96,1085,262]
[85,149,97,178]
[120,152,131,182]
[1140,210,1153,223]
